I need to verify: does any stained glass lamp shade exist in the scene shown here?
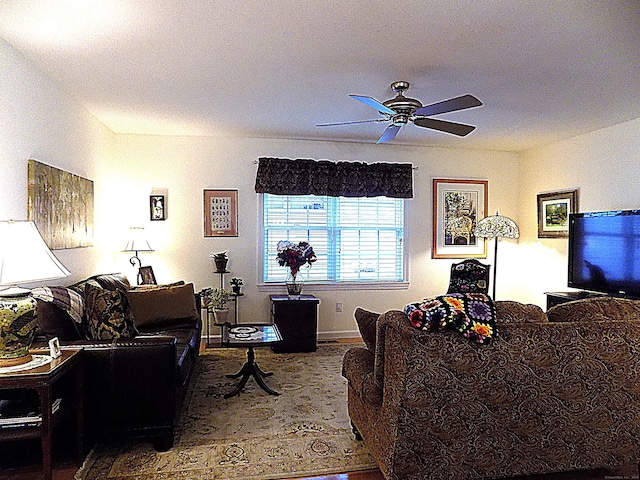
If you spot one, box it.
[474,212,519,299]
[0,221,70,366]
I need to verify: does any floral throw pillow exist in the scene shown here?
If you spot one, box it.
[405,293,497,345]
[84,284,138,340]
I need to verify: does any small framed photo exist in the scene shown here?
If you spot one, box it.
[204,189,238,237]
[150,195,166,221]
[537,189,578,238]
[432,178,488,258]
[139,266,157,285]
[49,337,61,358]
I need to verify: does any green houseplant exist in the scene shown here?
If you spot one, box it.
[210,251,229,273]
[230,277,244,294]
[200,287,230,324]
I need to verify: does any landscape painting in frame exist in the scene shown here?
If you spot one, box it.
[432,178,488,258]
[537,189,578,238]
[203,189,238,237]
[28,159,94,249]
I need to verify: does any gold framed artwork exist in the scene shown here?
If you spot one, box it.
[204,189,238,237]
[432,178,488,259]
[537,189,578,238]
[27,159,94,250]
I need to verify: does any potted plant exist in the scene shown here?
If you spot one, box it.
[200,287,230,324]
[230,277,244,295]
[210,251,229,273]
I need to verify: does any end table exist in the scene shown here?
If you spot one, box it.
[0,349,83,480]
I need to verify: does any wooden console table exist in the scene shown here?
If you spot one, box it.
[0,349,83,480]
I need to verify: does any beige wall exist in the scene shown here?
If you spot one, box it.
[4,38,640,338]
[516,118,640,306]
[0,38,115,280]
[106,135,519,337]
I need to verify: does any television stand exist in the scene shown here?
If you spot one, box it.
[544,291,607,310]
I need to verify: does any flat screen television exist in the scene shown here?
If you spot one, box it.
[568,209,640,298]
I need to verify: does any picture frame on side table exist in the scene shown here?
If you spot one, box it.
[537,189,578,238]
[49,337,61,358]
[150,195,166,221]
[432,178,488,259]
[204,189,238,237]
[139,266,157,285]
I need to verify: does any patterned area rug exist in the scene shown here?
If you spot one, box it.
[75,343,377,479]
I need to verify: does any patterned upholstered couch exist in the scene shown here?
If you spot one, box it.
[342,298,640,480]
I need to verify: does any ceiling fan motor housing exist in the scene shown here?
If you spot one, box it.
[383,82,423,115]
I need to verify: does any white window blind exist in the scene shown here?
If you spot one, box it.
[262,194,405,284]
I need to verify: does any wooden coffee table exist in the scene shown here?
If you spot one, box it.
[221,324,282,398]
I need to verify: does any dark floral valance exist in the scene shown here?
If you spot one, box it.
[254,157,413,198]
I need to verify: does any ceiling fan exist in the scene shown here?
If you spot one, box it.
[317,81,482,144]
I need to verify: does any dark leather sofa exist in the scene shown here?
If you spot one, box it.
[32,274,202,452]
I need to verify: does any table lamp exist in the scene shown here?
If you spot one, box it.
[122,227,154,285]
[0,221,70,366]
[474,211,519,299]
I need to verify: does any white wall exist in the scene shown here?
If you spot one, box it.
[0,38,115,283]
[516,118,640,306]
[107,134,520,337]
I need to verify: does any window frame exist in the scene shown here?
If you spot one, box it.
[257,193,410,291]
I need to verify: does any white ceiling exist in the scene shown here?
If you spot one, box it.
[1,0,639,152]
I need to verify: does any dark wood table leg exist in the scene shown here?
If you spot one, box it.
[224,347,279,398]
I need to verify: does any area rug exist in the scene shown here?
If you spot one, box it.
[75,343,377,479]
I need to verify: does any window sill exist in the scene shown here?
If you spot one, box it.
[257,281,409,292]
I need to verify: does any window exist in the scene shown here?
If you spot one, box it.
[261,194,405,284]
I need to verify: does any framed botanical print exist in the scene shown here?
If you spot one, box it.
[537,189,578,238]
[432,178,488,258]
[204,189,238,237]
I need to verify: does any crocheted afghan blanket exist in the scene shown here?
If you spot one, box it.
[404,293,497,345]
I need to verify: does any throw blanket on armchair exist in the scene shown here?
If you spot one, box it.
[404,293,497,345]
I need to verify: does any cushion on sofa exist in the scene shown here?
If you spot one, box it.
[34,299,84,341]
[69,273,131,295]
[84,283,138,339]
[495,300,547,323]
[127,283,198,329]
[354,307,380,351]
[547,296,640,322]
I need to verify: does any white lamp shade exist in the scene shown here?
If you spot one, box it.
[123,227,154,252]
[0,221,70,286]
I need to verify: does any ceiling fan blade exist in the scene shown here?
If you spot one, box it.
[377,124,402,144]
[350,95,396,115]
[413,117,476,136]
[316,118,384,127]
[414,94,482,117]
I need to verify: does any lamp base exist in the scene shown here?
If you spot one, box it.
[0,295,38,368]
[0,353,33,368]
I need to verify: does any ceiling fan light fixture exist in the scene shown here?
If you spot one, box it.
[319,81,482,143]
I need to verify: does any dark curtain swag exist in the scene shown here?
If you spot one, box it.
[254,157,413,198]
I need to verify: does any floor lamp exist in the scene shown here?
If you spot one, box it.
[474,211,519,299]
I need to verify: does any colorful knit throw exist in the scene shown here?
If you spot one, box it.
[404,293,497,345]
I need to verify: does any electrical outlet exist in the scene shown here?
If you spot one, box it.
[336,302,343,312]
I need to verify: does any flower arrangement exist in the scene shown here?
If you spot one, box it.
[199,287,230,312]
[230,277,244,287]
[276,240,317,276]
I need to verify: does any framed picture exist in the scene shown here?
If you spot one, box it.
[433,179,488,259]
[150,195,166,221]
[204,189,238,237]
[537,189,578,238]
[139,266,157,285]
[48,337,61,358]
